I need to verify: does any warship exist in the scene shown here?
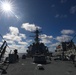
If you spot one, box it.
[26,27,49,64]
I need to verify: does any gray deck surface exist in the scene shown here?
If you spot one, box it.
[3,58,76,75]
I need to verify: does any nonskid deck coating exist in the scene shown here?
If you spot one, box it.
[3,58,76,75]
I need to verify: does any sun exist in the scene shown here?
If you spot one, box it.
[2,2,12,12]
[1,1,13,13]
[0,0,19,19]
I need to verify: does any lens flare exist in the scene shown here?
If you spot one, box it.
[0,0,19,19]
[0,0,13,14]
[2,2,12,12]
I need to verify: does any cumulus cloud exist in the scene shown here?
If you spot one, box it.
[40,34,53,44]
[48,46,56,52]
[48,42,61,51]
[21,23,41,32]
[7,44,28,53]
[19,33,26,39]
[70,6,76,14]
[2,26,28,53]
[3,26,26,42]
[50,42,60,47]
[9,26,19,35]
[56,35,72,42]
[18,41,28,45]
[6,40,15,44]
[61,29,75,35]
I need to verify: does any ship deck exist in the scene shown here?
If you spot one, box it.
[3,57,76,75]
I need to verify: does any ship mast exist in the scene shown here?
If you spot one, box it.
[34,27,40,43]
[30,27,41,44]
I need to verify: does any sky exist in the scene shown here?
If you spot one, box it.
[0,0,76,53]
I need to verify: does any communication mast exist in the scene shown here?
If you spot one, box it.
[30,27,41,44]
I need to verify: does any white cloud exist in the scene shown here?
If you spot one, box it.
[3,34,14,40]
[56,35,72,42]
[2,26,28,53]
[21,23,41,32]
[70,6,76,14]
[3,26,26,42]
[48,42,61,52]
[40,34,53,44]
[61,29,75,34]
[27,40,33,43]
[50,42,60,47]
[7,44,28,53]
[19,33,26,39]
[9,26,19,35]
[18,41,28,45]
[3,33,22,42]
[6,40,15,44]
[48,46,56,52]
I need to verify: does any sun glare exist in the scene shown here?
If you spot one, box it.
[0,0,19,19]
[2,2,12,12]
[1,1,13,13]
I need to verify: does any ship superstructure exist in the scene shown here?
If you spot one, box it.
[27,27,49,56]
